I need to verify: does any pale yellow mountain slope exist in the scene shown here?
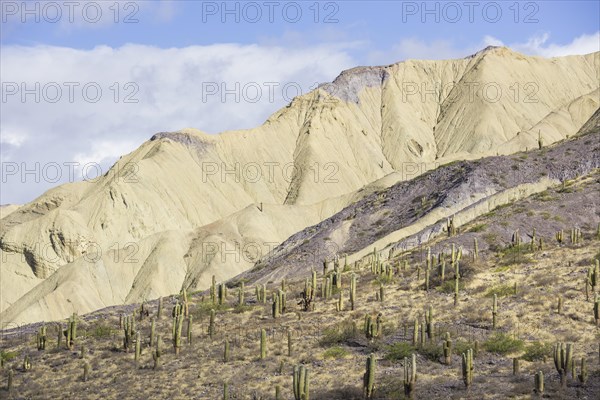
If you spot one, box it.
[1,47,598,325]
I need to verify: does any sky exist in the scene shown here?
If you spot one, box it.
[1,0,599,204]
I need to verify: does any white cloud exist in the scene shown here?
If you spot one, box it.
[0,43,356,204]
[372,32,600,64]
[487,32,600,57]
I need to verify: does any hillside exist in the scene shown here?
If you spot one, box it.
[1,47,599,325]
[1,168,599,399]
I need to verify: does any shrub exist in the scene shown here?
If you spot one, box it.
[384,342,415,361]
[484,333,524,355]
[322,346,349,359]
[319,319,358,347]
[90,324,114,338]
[485,284,514,298]
[469,224,487,233]
[522,341,553,361]
[418,342,443,361]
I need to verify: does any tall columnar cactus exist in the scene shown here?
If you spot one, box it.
[594,296,599,327]
[557,296,563,315]
[150,318,156,348]
[350,273,357,311]
[152,335,162,370]
[513,358,520,375]
[577,357,588,383]
[403,354,417,399]
[454,273,460,306]
[211,275,217,304]
[260,329,267,360]
[293,365,310,400]
[553,342,573,387]
[288,330,293,357]
[538,131,543,149]
[425,268,430,291]
[22,355,31,371]
[218,283,226,305]
[223,382,229,400]
[363,353,376,399]
[534,371,544,394]
[187,316,193,344]
[439,257,446,283]
[412,319,419,346]
[443,332,452,365]
[135,331,142,364]
[492,294,498,329]
[238,282,245,307]
[379,284,385,302]
[83,360,90,382]
[37,325,47,351]
[209,309,216,339]
[474,238,479,260]
[7,369,13,392]
[447,217,456,237]
[512,229,521,247]
[462,349,474,388]
[173,314,184,355]
[65,313,78,350]
[556,230,564,244]
[123,315,134,352]
[311,270,317,295]
[425,306,434,340]
[157,296,163,318]
[337,291,344,312]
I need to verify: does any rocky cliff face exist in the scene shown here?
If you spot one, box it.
[1,47,599,325]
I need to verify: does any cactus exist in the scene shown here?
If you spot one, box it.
[474,238,479,260]
[403,353,417,399]
[577,357,587,383]
[379,284,385,302]
[123,314,133,352]
[293,365,310,400]
[7,368,13,392]
[557,296,563,315]
[454,273,460,306]
[135,331,141,364]
[275,385,281,400]
[187,316,193,344]
[209,309,216,339]
[534,371,544,394]
[461,348,474,388]
[238,282,245,306]
[439,257,446,283]
[152,335,161,370]
[80,344,86,359]
[65,312,78,350]
[492,294,498,329]
[337,291,344,311]
[412,319,419,346]
[37,325,47,351]
[350,273,357,311]
[513,358,519,375]
[157,296,163,318]
[425,306,434,340]
[556,230,564,244]
[56,323,62,350]
[260,329,267,360]
[594,296,599,327]
[447,217,456,237]
[211,275,217,304]
[425,268,430,291]
[173,314,184,355]
[223,339,230,362]
[553,342,573,387]
[150,318,156,348]
[443,332,452,365]
[223,382,229,400]
[363,353,376,399]
[23,355,31,371]
[538,131,543,149]
[82,360,90,382]
[288,330,293,357]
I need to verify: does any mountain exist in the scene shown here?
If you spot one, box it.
[1,47,599,325]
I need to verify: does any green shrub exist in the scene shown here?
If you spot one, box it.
[453,340,477,356]
[319,319,358,347]
[418,342,443,361]
[0,350,18,363]
[90,324,114,338]
[469,224,487,233]
[485,284,514,298]
[484,333,524,355]
[322,346,349,359]
[384,342,415,361]
[437,280,464,294]
[522,341,553,361]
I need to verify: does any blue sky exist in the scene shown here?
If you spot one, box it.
[1,1,599,204]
